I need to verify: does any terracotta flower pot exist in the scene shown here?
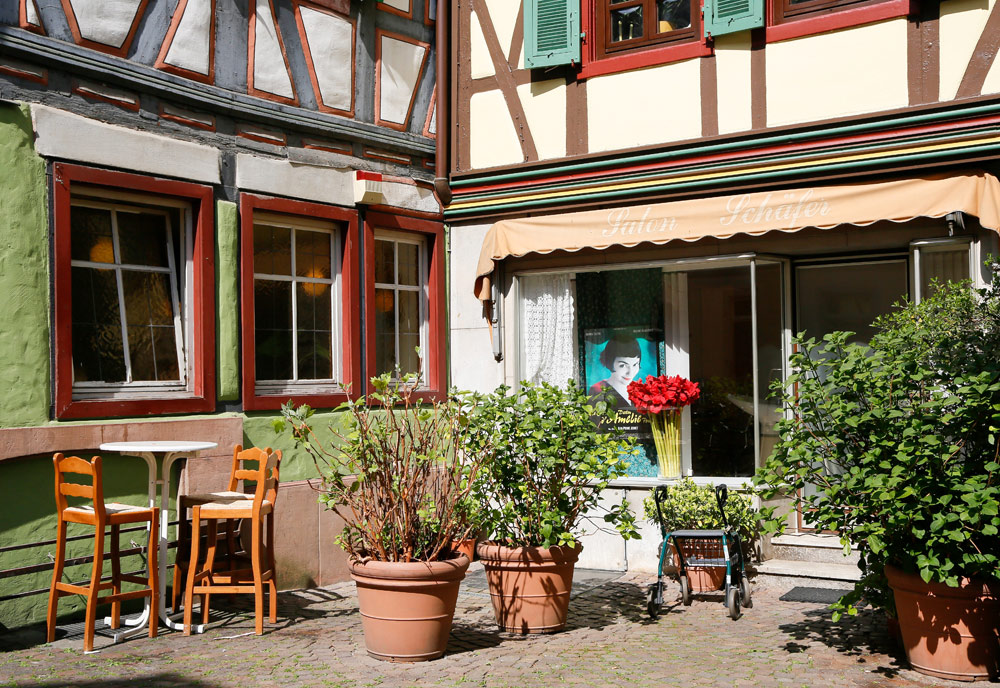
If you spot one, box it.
[885,564,1000,681]
[451,537,476,561]
[477,542,580,634]
[673,538,727,592]
[349,554,470,662]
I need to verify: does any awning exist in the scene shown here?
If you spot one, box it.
[474,171,1000,300]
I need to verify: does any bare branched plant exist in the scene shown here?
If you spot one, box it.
[276,371,486,562]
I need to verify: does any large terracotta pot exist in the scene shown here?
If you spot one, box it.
[477,542,580,634]
[349,554,470,662]
[885,564,1000,681]
[673,538,727,592]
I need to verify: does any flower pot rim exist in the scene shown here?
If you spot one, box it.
[476,541,582,563]
[349,554,470,581]
[885,563,1000,599]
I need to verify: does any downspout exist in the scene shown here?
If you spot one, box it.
[433,0,451,207]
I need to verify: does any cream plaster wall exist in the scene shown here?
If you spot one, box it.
[766,20,908,127]
[164,0,212,75]
[67,0,142,48]
[484,0,521,62]
[517,79,567,160]
[31,104,221,183]
[470,10,495,79]
[715,32,753,135]
[253,0,294,98]
[939,0,996,101]
[235,154,353,206]
[587,60,701,154]
[382,0,409,11]
[299,6,354,111]
[470,90,524,168]
[26,0,39,24]
[379,36,427,124]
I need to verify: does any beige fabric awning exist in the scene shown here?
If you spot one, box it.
[474,171,1000,300]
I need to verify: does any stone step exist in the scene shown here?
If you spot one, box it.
[755,559,862,587]
[769,533,861,566]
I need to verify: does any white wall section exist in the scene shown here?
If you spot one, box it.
[253,0,295,99]
[164,0,213,75]
[66,0,143,48]
[31,105,220,183]
[379,35,427,124]
[470,90,523,168]
[299,5,354,111]
[235,154,353,206]
[939,0,996,101]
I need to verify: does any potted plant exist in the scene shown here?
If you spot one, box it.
[277,372,484,662]
[464,380,639,634]
[643,478,761,594]
[755,277,1000,681]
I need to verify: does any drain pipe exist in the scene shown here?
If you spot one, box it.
[433,0,451,207]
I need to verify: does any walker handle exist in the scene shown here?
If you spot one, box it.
[715,483,729,529]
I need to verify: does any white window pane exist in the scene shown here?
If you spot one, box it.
[117,212,170,267]
[397,242,420,286]
[296,282,333,380]
[71,207,114,263]
[296,228,331,279]
[71,266,125,382]
[122,271,180,382]
[255,279,293,380]
[375,239,394,284]
[374,287,396,375]
[922,248,970,298]
[254,224,291,276]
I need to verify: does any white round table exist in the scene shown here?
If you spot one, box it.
[99,441,218,638]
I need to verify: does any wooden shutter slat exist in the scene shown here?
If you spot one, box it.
[704,0,764,37]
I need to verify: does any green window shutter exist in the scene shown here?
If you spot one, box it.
[524,0,581,69]
[704,0,764,38]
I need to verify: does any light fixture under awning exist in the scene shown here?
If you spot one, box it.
[473,171,1000,300]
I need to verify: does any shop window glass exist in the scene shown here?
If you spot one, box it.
[911,239,973,303]
[70,199,186,392]
[374,235,427,378]
[253,218,340,386]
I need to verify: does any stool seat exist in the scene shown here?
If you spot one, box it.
[182,491,250,504]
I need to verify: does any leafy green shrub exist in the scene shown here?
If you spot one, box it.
[276,372,484,563]
[643,477,762,561]
[755,277,1000,619]
[463,380,639,549]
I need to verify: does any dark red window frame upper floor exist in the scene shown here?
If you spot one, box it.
[239,194,361,411]
[52,163,216,420]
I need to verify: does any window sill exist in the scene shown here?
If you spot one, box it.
[606,476,754,489]
[578,39,713,80]
[243,391,352,412]
[766,0,914,43]
[56,396,215,420]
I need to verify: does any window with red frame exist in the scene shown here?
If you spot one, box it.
[52,165,215,420]
[596,0,700,59]
[772,0,899,25]
[240,196,360,410]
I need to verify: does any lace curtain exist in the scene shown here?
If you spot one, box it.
[520,273,578,387]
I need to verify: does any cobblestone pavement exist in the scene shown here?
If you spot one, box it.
[0,566,974,688]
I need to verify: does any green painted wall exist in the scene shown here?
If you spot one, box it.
[216,200,240,401]
[0,103,51,428]
[242,410,351,483]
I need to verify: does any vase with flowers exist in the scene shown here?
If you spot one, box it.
[627,375,700,479]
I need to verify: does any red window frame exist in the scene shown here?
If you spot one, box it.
[240,194,361,411]
[52,163,216,420]
[580,0,712,80]
[363,211,446,401]
[766,0,914,42]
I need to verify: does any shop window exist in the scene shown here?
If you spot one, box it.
[363,212,445,398]
[53,164,215,419]
[240,196,360,410]
[910,237,975,303]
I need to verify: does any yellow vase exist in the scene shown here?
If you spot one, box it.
[649,410,682,479]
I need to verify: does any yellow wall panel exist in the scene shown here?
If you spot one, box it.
[470,10,495,79]
[715,33,753,135]
[767,20,908,127]
[470,90,524,168]
[587,60,701,154]
[939,0,996,101]
[517,79,567,161]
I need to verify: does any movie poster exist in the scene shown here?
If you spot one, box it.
[583,326,663,441]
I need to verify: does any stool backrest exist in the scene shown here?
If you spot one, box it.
[232,446,281,511]
[53,453,105,521]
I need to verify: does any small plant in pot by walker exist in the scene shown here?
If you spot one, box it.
[277,371,485,662]
[464,380,639,634]
[755,277,1000,681]
[643,478,762,599]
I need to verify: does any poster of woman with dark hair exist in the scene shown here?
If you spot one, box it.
[584,327,663,441]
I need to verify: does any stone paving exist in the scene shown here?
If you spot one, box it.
[0,565,975,688]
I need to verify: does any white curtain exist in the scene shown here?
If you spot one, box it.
[520,274,578,387]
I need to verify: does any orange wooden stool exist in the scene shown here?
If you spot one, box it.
[47,454,159,652]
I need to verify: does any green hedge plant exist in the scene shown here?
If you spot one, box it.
[643,477,762,561]
[755,276,1000,619]
[463,380,639,549]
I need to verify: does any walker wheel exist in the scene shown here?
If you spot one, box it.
[726,586,742,620]
[740,577,753,609]
[647,582,662,620]
[680,576,691,606]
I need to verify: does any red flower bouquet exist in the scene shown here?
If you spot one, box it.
[627,375,700,479]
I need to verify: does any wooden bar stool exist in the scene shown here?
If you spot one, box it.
[183,447,280,635]
[47,454,159,652]
[171,445,275,611]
